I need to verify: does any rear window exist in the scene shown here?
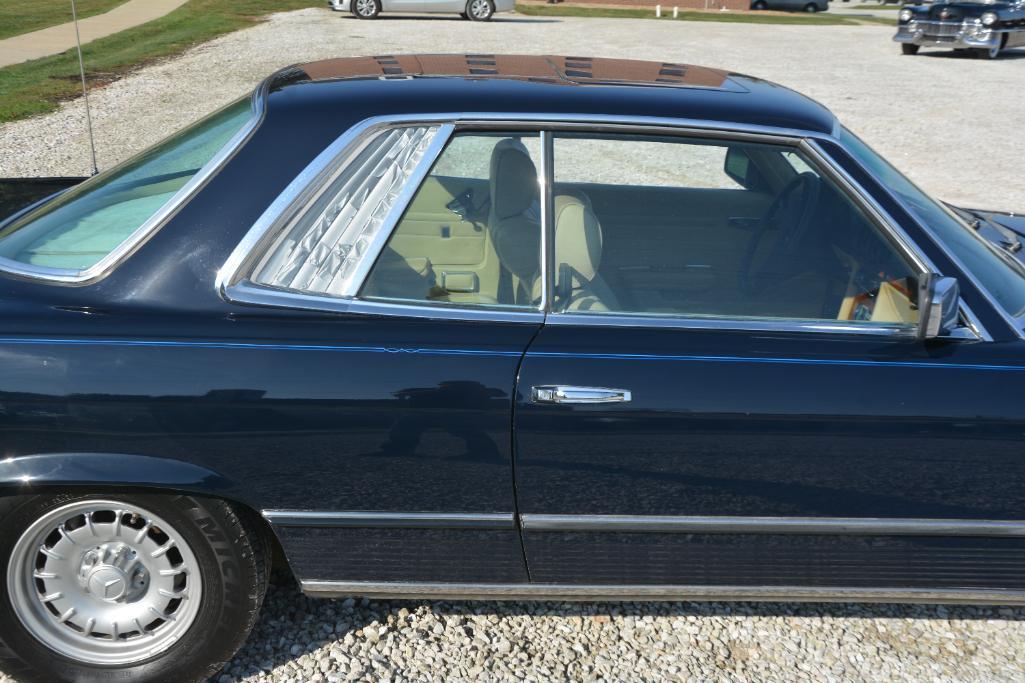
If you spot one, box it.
[0,99,253,278]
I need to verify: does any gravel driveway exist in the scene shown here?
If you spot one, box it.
[2,9,1025,683]
[1,9,1023,210]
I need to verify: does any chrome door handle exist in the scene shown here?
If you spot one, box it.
[531,385,632,404]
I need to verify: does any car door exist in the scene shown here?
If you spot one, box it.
[513,129,1025,591]
[217,125,546,585]
[381,0,424,12]
[421,0,466,11]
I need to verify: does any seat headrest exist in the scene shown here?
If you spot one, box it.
[554,191,603,282]
[488,139,541,283]
[490,139,538,218]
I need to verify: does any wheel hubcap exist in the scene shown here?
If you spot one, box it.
[357,0,375,15]
[471,0,490,17]
[7,500,202,665]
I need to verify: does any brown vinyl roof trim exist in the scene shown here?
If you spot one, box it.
[297,54,731,89]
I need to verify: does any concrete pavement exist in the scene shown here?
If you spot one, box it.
[0,0,189,69]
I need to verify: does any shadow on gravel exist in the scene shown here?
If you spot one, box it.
[208,572,1025,680]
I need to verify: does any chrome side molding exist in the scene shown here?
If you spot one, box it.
[519,514,1025,537]
[263,510,516,530]
[300,580,1025,605]
[263,511,1025,537]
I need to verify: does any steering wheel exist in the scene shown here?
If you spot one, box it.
[739,172,822,296]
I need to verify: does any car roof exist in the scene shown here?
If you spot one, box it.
[262,54,838,137]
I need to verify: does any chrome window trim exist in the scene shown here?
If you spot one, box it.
[217,119,456,299]
[218,111,815,313]
[543,132,981,341]
[520,514,1025,537]
[0,89,266,287]
[539,130,555,314]
[543,313,916,336]
[815,135,1015,341]
[300,580,1025,605]
[263,510,516,530]
[227,281,545,323]
[217,111,981,341]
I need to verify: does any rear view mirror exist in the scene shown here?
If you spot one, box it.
[723,147,767,192]
[917,274,960,340]
[724,147,751,187]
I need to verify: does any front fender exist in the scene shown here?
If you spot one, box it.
[0,452,237,499]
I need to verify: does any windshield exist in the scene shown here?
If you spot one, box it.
[839,126,1025,319]
[0,98,253,276]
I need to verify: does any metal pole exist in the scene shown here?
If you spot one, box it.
[70,0,99,175]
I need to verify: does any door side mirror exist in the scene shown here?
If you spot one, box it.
[917,274,960,340]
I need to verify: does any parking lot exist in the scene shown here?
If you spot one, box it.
[1,8,1024,683]
[0,8,1023,211]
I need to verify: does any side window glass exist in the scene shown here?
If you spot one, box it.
[361,132,543,309]
[550,133,921,328]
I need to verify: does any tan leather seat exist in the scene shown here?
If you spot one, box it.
[488,140,618,311]
[550,190,620,312]
[488,139,542,304]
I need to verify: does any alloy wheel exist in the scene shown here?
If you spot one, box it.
[355,0,379,17]
[6,500,202,666]
[469,0,494,20]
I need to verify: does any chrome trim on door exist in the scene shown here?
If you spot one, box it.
[300,580,1025,605]
[544,312,917,336]
[519,514,1025,536]
[805,138,993,342]
[263,510,516,529]
[531,385,632,404]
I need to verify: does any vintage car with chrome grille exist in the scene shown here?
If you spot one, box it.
[3,54,1025,682]
[895,0,1025,58]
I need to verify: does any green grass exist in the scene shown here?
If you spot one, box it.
[515,3,892,23]
[0,0,322,123]
[0,0,130,41]
[849,3,901,8]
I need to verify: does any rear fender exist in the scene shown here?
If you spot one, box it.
[0,452,243,503]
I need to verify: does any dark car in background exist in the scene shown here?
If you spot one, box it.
[4,54,1025,683]
[895,0,1025,58]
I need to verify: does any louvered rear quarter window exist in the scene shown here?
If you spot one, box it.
[249,126,440,297]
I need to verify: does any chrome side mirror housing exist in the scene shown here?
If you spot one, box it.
[917,274,960,340]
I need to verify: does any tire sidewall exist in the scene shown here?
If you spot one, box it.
[0,493,258,683]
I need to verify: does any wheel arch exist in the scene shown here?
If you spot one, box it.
[0,452,291,577]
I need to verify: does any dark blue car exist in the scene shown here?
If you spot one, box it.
[2,54,1025,683]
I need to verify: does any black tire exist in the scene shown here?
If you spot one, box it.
[803,2,819,11]
[976,34,1007,60]
[466,0,495,20]
[751,0,767,9]
[353,0,381,18]
[902,43,920,55]
[460,10,469,18]
[0,492,269,683]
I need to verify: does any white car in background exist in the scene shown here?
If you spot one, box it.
[329,0,514,20]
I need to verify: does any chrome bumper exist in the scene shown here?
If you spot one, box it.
[894,21,1001,49]
[328,0,350,10]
